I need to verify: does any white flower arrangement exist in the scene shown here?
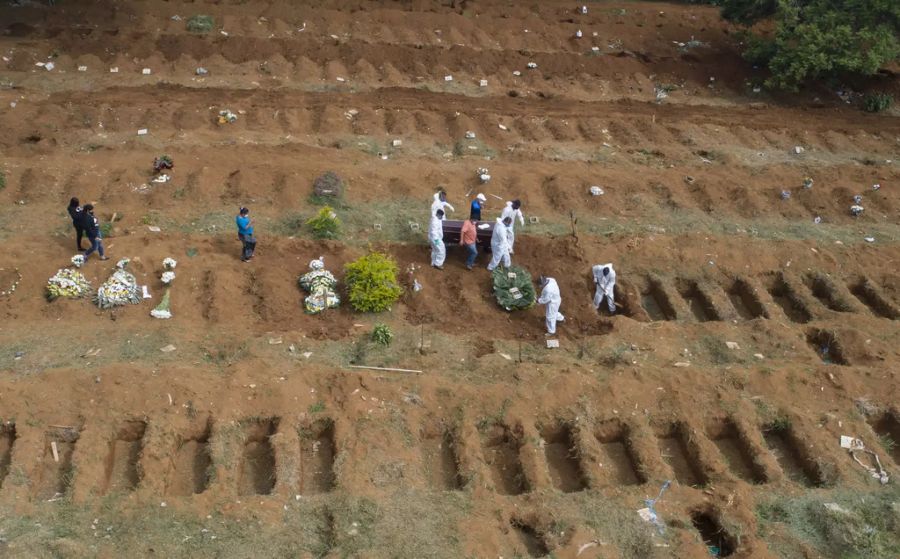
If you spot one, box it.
[95,268,141,309]
[162,257,177,270]
[151,289,172,319]
[71,254,85,268]
[47,268,91,300]
[116,258,130,270]
[161,271,176,284]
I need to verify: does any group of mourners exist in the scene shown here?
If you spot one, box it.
[427,190,619,336]
[64,192,618,337]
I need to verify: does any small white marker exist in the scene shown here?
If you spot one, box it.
[142,68,152,75]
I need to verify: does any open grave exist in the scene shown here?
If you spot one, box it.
[641,277,677,321]
[103,420,147,494]
[677,279,721,322]
[421,424,463,491]
[803,273,855,312]
[35,426,80,500]
[298,419,336,495]
[691,510,736,557]
[806,329,849,365]
[593,421,644,486]
[481,423,528,495]
[539,423,587,493]
[707,420,766,483]
[765,274,812,323]
[725,278,768,320]
[0,423,15,489]
[510,518,550,558]
[168,419,213,496]
[762,422,825,486]
[867,412,900,466]
[238,418,279,496]
[849,278,900,319]
[656,424,707,487]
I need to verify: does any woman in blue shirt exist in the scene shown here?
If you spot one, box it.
[235,207,256,262]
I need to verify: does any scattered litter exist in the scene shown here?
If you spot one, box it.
[336,76,345,82]
[780,190,791,200]
[499,353,512,360]
[814,216,822,224]
[864,237,875,243]
[575,30,583,38]
[477,167,491,183]
[110,67,119,73]
[391,139,402,147]
[465,130,476,139]
[142,285,152,299]
[35,62,45,67]
[302,352,313,359]
[580,5,588,14]
[754,353,765,360]
[220,30,229,36]
[444,75,453,81]
[840,436,889,484]
[137,128,148,136]
[408,222,419,231]
[78,65,87,72]
[159,344,177,353]
[638,480,671,534]
[527,62,538,69]
[218,109,237,124]
[148,226,161,232]
[195,67,209,76]
[528,216,540,224]
[725,341,740,350]
[684,175,695,184]
[512,70,521,76]
[479,79,488,87]
[673,362,690,367]
[591,46,600,52]
[546,339,559,349]
[589,186,604,196]
[853,194,863,204]
[872,183,881,191]
[171,15,182,21]
[142,68,152,75]
[152,174,170,183]
[850,204,864,217]
[268,337,283,345]
[793,146,804,154]
[803,177,814,189]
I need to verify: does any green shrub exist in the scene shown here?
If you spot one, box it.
[186,15,215,33]
[862,92,893,113]
[344,252,403,313]
[99,222,113,238]
[0,170,5,190]
[371,323,393,346]
[306,206,341,240]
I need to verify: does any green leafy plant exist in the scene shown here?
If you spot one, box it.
[306,206,341,240]
[99,222,113,238]
[721,0,900,90]
[308,401,325,414]
[0,170,5,190]
[186,15,215,33]
[862,92,894,113]
[371,323,393,346]
[344,252,403,313]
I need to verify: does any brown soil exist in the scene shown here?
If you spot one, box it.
[1,1,900,558]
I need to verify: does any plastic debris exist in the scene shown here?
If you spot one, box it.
[872,183,881,191]
[575,30,583,38]
[78,65,87,72]
[152,174,170,183]
[840,436,889,484]
[465,131,476,139]
[864,237,875,243]
[391,139,402,147]
[781,190,791,200]
[444,75,453,81]
[589,186,604,196]
[803,177,814,189]
[850,204,864,216]
[580,5,588,14]
[513,70,521,76]
[45,62,55,71]
[793,146,804,154]
[479,79,488,87]
[527,62,538,69]
[110,67,119,73]
[638,480,671,534]
[195,67,209,76]
[142,68,152,75]
[137,128,148,135]
[477,167,491,183]
[814,216,822,224]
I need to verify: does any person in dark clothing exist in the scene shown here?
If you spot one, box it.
[469,193,486,221]
[235,207,256,262]
[67,197,86,250]
[81,204,108,261]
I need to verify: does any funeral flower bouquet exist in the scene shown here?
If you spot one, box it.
[47,269,92,300]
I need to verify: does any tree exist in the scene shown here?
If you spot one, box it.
[721,0,900,90]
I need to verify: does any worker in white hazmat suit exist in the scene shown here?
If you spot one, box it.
[500,199,525,254]
[487,216,512,271]
[538,276,565,335]
[431,191,454,218]
[430,209,446,270]
[592,263,616,314]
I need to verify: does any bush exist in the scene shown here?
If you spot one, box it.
[306,206,341,240]
[344,252,403,313]
[721,0,900,90]
[862,92,894,113]
[186,15,215,33]
[0,170,5,190]
[371,323,393,346]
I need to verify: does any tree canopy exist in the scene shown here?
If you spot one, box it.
[721,0,900,90]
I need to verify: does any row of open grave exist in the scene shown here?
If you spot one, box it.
[1,409,897,501]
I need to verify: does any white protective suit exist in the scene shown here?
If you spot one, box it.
[500,201,525,253]
[538,277,565,334]
[429,214,446,268]
[431,192,455,218]
[592,263,616,313]
[487,218,511,271]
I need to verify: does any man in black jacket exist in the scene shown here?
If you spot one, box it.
[81,204,109,262]
[67,197,86,250]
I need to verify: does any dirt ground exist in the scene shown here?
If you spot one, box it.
[1,1,900,558]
